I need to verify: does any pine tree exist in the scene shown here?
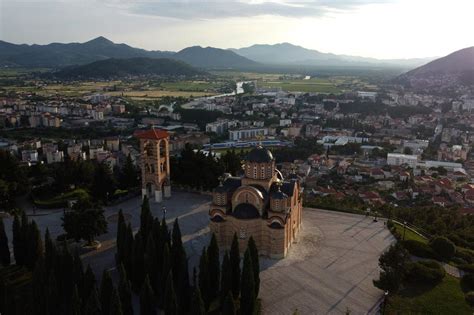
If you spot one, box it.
[71,285,82,315]
[221,292,236,315]
[207,233,220,300]
[0,217,10,266]
[26,220,43,269]
[220,251,232,306]
[247,236,260,296]
[118,264,134,315]
[140,276,156,315]
[140,196,153,238]
[100,270,114,315]
[229,233,241,298]
[84,287,102,315]
[240,249,256,315]
[12,214,24,265]
[83,265,97,304]
[109,287,123,315]
[164,271,178,315]
[189,286,205,315]
[198,247,210,310]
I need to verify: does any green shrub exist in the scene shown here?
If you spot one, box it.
[465,291,474,306]
[462,274,474,291]
[407,260,445,285]
[456,247,474,264]
[430,237,456,261]
[401,240,436,258]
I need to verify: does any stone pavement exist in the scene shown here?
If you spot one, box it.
[259,208,395,315]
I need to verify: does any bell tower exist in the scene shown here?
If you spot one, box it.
[135,128,171,202]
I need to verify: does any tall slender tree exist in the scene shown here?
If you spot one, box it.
[229,233,241,298]
[160,244,171,306]
[109,287,123,315]
[118,264,134,315]
[116,209,126,264]
[221,292,236,315]
[71,285,82,315]
[189,286,206,315]
[140,196,153,238]
[83,265,97,305]
[247,236,260,296]
[171,219,189,313]
[207,233,220,300]
[99,270,114,315]
[240,249,256,315]
[84,287,102,315]
[220,251,232,307]
[144,233,159,295]
[164,271,178,315]
[32,257,48,315]
[198,247,211,310]
[0,217,10,266]
[12,214,24,265]
[44,228,56,272]
[26,220,43,269]
[131,231,145,290]
[140,276,156,315]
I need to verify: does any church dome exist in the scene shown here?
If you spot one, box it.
[233,203,260,219]
[246,146,274,163]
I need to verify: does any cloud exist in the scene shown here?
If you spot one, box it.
[125,0,392,20]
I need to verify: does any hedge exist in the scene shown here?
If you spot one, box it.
[401,240,436,259]
[462,274,474,292]
[407,260,445,284]
[455,247,474,264]
[466,291,474,306]
[459,264,474,273]
[33,189,90,209]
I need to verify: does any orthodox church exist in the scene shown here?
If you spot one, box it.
[209,146,303,258]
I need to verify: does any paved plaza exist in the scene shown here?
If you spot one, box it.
[4,194,394,314]
[259,208,395,315]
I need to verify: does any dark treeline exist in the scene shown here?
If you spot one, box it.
[273,138,324,163]
[116,196,261,314]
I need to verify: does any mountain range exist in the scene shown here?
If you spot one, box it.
[0,36,432,70]
[230,43,434,68]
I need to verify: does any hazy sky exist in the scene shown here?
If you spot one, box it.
[1,0,473,59]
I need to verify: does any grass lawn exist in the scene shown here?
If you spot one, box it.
[386,275,473,314]
[393,222,428,244]
[34,188,89,208]
[258,78,343,93]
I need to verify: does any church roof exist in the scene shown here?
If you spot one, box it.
[233,203,260,219]
[134,128,169,140]
[246,146,274,163]
[270,181,296,197]
[270,189,288,200]
[214,177,242,193]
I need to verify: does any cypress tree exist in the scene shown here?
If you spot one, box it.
[123,223,134,275]
[140,196,152,238]
[109,287,123,315]
[132,231,145,290]
[140,276,156,315]
[44,228,56,272]
[72,251,84,296]
[12,214,23,265]
[159,243,171,306]
[0,217,10,266]
[26,220,43,269]
[46,271,60,315]
[220,251,232,306]
[161,217,170,247]
[164,271,178,315]
[32,257,48,315]
[118,264,134,315]
[222,292,236,315]
[229,233,241,298]
[198,247,210,310]
[171,219,189,313]
[58,246,74,311]
[207,233,220,300]
[189,285,205,315]
[71,285,82,315]
[248,236,260,296]
[99,270,114,315]
[83,265,97,304]
[240,249,256,315]
[84,287,101,315]
[144,233,159,295]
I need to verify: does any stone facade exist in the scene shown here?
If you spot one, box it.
[135,128,171,203]
[209,146,303,258]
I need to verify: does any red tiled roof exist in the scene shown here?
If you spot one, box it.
[134,128,169,140]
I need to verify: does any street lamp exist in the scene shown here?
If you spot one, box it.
[382,290,389,314]
[366,207,371,217]
[373,211,378,222]
[162,206,167,220]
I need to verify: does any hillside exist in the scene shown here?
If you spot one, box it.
[54,57,205,79]
[231,43,433,68]
[174,46,257,68]
[398,46,474,87]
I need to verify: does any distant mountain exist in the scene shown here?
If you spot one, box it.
[54,57,205,79]
[398,46,474,88]
[231,43,433,68]
[174,46,258,69]
[0,37,256,69]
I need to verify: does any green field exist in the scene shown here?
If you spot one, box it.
[386,275,473,314]
[393,222,428,244]
[258,78,343,93]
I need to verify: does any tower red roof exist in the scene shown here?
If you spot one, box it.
[134,128,169,140]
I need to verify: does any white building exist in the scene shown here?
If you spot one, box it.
[229,127,268,141]
[46,150,64,164]
[387,153,419,168]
